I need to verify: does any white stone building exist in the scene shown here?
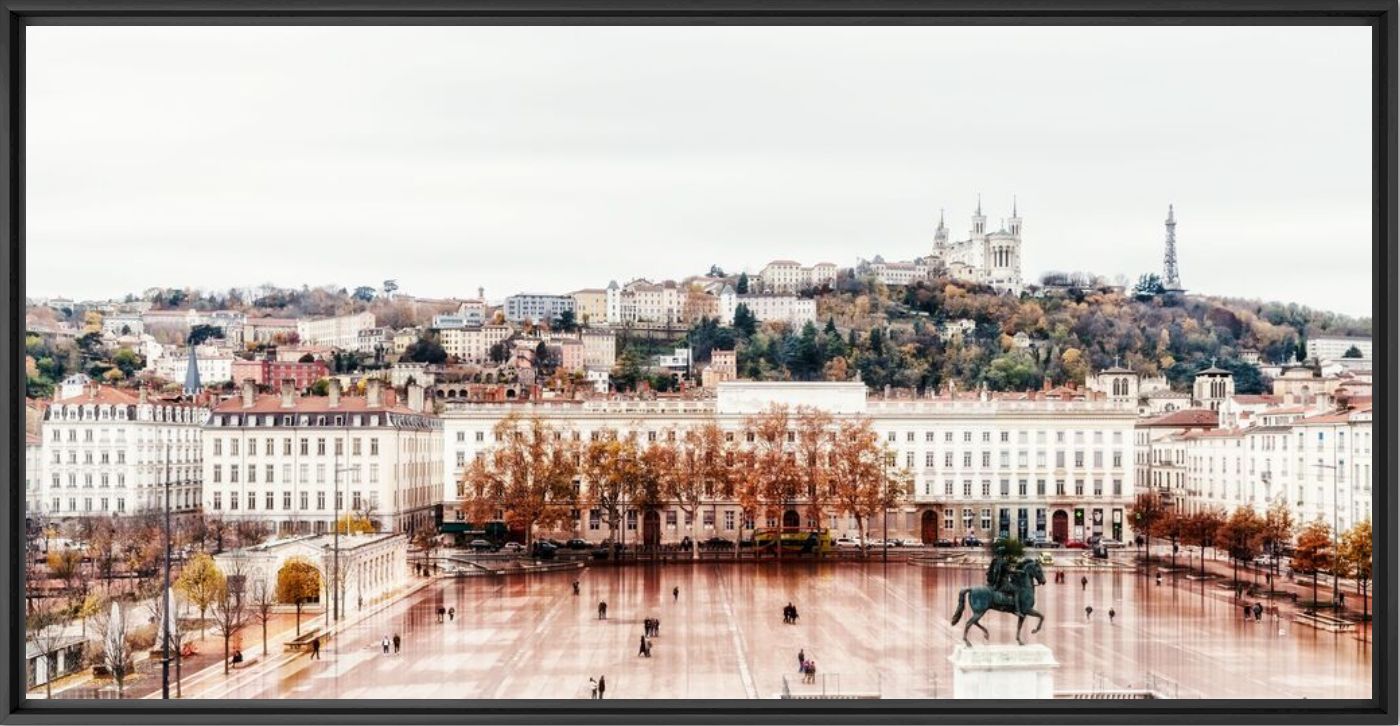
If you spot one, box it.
[201,379,442,536]
[757,260,839,293]
[439,381,1138,546]
[439,325,512,364]
[718,289,817,328]
[604,279,683,326]
[1306,335,1371,362]
[39,385,207,518]
[297,312,376,350]
[503,294,575,325]
[213,532,409,620]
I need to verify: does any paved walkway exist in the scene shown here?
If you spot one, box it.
[183,562,1370,700]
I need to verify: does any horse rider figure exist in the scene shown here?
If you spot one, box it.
[987,545,1027,616]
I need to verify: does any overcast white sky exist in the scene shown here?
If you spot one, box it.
[27,26,1373,318]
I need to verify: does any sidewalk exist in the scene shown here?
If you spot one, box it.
[154,574,437,700]
[1137,547,1370,620]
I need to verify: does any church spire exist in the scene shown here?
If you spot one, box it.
[182,344,202,396]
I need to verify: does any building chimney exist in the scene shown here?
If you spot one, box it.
[280,378,295,408]
[241,378,256,409]
[367,377,383,408]
[328,378,342,408]
[407,382,425,413]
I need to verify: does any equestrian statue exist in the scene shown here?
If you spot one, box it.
[950,540,1047,646]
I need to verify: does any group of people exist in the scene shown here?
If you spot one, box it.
[796,649,818,684]
[782,602,800,624]
[1083,605,1117,623]
[1242,601,1272,622]
[380,634,402,654]
[588,675,607,699]
[435,606,456,623]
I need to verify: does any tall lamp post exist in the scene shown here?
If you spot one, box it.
[1312,427,1342,610]
[331,455,358,623]
[160,442,172,699]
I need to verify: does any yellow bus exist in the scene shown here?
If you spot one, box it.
[752,528,833,555]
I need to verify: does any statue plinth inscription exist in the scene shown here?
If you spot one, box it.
[948,644,1058,699]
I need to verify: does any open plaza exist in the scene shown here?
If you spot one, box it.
[161,558,1370,701]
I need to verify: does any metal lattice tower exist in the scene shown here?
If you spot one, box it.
[1162,204,1181,290]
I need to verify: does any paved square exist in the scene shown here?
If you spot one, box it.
[202,562,1372,700]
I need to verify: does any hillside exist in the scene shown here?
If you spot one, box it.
[681,273,1371,395]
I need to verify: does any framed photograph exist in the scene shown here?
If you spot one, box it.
[3,1,1394,724]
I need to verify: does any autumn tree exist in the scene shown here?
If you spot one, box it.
[582,430,641,547]
[1181,509,1224,578]
[176,552,225,638]
[1291,519,1334,611]
[46,548,84,608]
[461,415,580,547]
[276,556,321,637]
[1128,491,1167,561]
[332,514,376,535]
[794,407,835,537]
[829,418,910,556]
[1216,506,1264,587]
[667,420,727,559]
[743,406,801,558]
[1261,500,1296,579]
[1339,519,1372,621]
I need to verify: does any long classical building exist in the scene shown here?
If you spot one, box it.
[440,381,1138,546]
[201,379,442,536]
[38,384,208,518]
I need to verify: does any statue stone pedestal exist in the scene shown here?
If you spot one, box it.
[948,644,1058,699]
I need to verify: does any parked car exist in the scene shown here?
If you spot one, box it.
[531,541,558,559]
[1038,552,1055,565]
[468,539,495,552]
[1100,539,1125,549]
[702,536,733,550]
[935,538,955,548]
[566,538,590,550]
[1064,540,1088,549]
[834,537,861,549]
[888,538,908,547]
[961,537,983,548]
[501,542,526,553]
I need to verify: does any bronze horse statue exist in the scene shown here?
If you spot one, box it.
[950,558,1047,646]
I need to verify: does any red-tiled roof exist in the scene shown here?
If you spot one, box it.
[53,386,140,406]
[1231,394,1280,405]
[211,391,420,415]
[1138,409,1219,428]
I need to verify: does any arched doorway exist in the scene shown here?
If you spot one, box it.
[642,510,661,548]
[1051,510,1070,544]
[781,509,800,530]
[920,510,938,545]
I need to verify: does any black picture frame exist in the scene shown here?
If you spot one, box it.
[1,2,1394,723]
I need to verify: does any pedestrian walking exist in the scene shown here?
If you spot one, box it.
[639,635,649,657]
[393,633,401,653]
[1156,572,1162,586]
[1338,592,1347,609]
[797,649,805,673]
[1253,602,1263,622]
[654,618,660,636]
[310,636,320,660]
[381,635,390,654]
[437,606,444,623]
[598,675,606,698]
[1243,604,1252,621]
[598,601,607,620]
[673,586,679,602]
[449,607,456,622]
[589,677,598,699]
[806,660,817,684]
[1084,605,1093,621]
[573,581,580,596]
[1108,608,1116,624]
[1081,575,1088,591]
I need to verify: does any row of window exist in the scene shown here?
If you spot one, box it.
[45,470,199,489]
[211,463,379,485]
[212,437,380,457]
[917,478,1124,498]
[210,490,379,512]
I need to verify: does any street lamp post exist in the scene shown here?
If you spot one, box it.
[331,454,357,623]
[161,442,172,699]
[1312,429,1342,610]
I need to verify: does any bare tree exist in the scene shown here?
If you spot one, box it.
[210,558,249,674]
[93,598,133,697]
[250,578,276,657]
[145,584,189,697]
[25,600,72,699]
